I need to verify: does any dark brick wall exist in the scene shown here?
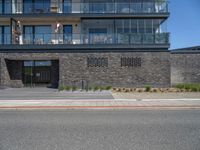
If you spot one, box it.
[171,53,200,85]
[59,52,170,88]
[0,52,171,88]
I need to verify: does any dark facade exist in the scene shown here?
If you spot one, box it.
[171,46,200,85]
[0,0,170,88]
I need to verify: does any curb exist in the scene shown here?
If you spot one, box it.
[1,105,200,109]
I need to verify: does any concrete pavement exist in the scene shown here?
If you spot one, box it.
[0,99,200,109]
[0,88,200,109]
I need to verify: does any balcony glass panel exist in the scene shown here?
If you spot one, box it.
[143,2,155,13]
[130,34,142,44]
[23,0,50,14]
[0,19,169,45]
[0,1,168,14]
[63,0,71,13]
[23,26,51,44]
[63,25,72,44]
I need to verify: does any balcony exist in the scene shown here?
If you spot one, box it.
[0,1,168,14]
[0,33,169,45]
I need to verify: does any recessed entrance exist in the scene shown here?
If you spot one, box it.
[22,60,58,87]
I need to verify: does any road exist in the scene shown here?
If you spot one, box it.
[0,110,200,150]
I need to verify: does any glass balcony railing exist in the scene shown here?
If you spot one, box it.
[0,33,169,45]
[0,2,168,14]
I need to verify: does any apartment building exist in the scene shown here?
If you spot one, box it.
[0,0,170,88]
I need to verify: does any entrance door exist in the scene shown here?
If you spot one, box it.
[23,60,51,87]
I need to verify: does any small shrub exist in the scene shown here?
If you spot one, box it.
[153,88,158,92]
[145,85,151,92]
[113,87,117,91]
[191,87,198,92]
[72,86,77,91]
[105,86,112,90]
[175,83,200,92]
[125,89,130,92]
[138,89,143,93]
[88,86,93,91]
[64,86,72,91]
[94,86,100,91]
[118,88,122,92]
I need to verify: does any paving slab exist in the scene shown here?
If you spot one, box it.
[0,88,114,100]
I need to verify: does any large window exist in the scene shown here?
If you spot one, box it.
[63,0,71,13]
[0,0,11,14]
[0,26,11,44]
[23,25,51,44]
[23,0,50,13]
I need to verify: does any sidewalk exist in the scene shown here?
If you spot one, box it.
[0,99,200,109]
[0,88,200,109]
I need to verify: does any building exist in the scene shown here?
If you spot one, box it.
[0,0,170,88]
[171,46,200,85]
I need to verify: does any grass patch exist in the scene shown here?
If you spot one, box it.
[175,83,200,92]
[145,85,151,92]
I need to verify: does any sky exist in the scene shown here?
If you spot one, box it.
[168,0,200,49]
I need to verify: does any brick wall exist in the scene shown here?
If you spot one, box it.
[0,52,171,88]
[171,53,200,85]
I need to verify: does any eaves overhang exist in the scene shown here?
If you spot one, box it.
[0,13,170,20]
[0,44,170,53]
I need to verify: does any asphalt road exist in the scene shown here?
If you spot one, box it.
[0,110,200,150]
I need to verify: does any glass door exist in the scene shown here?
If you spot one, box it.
[23,60,52,87]
[23,60,34,87]
[63,25,72,44]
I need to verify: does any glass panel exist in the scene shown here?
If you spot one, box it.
[63,25,72,44]
[130,34,142,44]
[0,26,10,44]
[89,3,106,13]
[143,34,154,44]
[35,61,51,66]
[89,28,107,44]
[0,26,2,44]
[23,0,50,13]
[4,0,11,14]
[34,0,50,13]
[24,26,33,44]
[4,26,10,44]
[143,2,155,13]
[0,0,2,13]
[130,3,142,13]
[23,0,33,13]
[24,60,34,66]
[63,0,71,13]
[35,26,51,44]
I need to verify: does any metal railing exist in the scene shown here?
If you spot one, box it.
[0,2,168,14]
[0,33,169,45]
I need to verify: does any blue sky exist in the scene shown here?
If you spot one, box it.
[168,0,200,49]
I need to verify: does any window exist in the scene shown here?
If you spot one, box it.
[63,25,72,44]
[0,0,11,14]
[89,28,107,44]
[63,0,71,13]
[121,57,142,67]
[23,0,50,13]
[0,26,10,44]
[23,25,51,44]
[87,57,108,67]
